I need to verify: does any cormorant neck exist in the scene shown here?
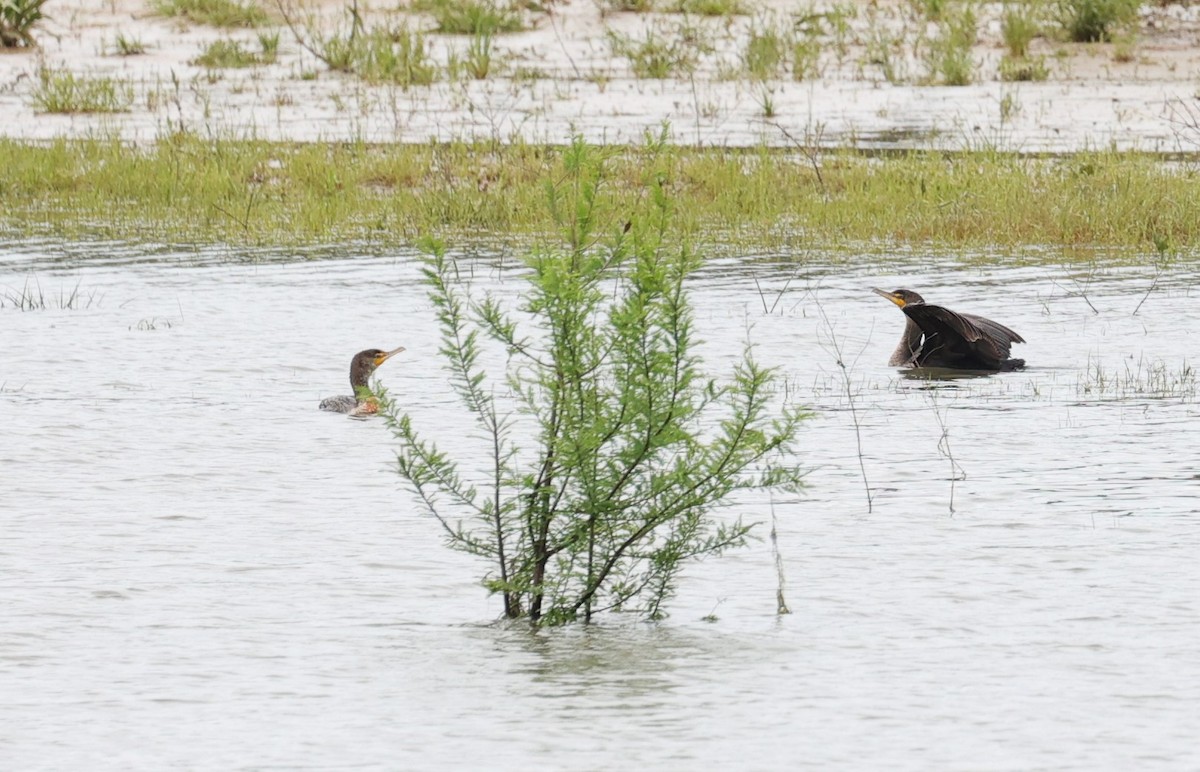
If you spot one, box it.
[889,317,923,366]
[349,359,375,394]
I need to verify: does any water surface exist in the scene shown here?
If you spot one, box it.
[2,243,1198,770]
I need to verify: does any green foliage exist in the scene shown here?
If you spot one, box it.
[320,25,437,86]
[29,67,135,113]
[597,0,655,12]
[791,35,822,81]
[1001,2,1042,57]
[608,23,708,79]
[388,138,806,626]
[755,83,776,117]
[0,0,47,47]
[998,54,1050,80]
[111,32,149,56]
[667,0,747,16]
[743,25,788,80]
[466,31,496,78]
[151,0,268,28]
[1055,0,1139,42]
[448,31,499,79]
[924,5,976,85]
[911,0,949,20]
[190,33,279,67]
[412,0,524,34]
[1111,35,1135,61]
[863,20,905,83]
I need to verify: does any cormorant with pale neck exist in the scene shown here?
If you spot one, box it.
[319,347,405,415]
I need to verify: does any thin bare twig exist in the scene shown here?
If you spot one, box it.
[274,0,359,72]
[1163,97,1200,153]
[815,297,872,514]
[752,261,809,316]
[769,119,826,195]
[547,5,581,80]
[769,493,790,615]
[1133,242,1171,317]
[929,392,965,516]
[1131,265,1163,317]
[1051,269,1099,315]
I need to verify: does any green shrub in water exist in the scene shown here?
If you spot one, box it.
[387,137,807,626]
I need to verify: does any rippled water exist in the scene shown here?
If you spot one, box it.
[2,242,1198,770]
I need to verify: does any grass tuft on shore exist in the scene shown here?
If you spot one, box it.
[29,67,135,113]
[0,135,1198,259]
[152,0,269,28]
[191,32,279,67]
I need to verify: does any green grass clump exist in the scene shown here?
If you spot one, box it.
[925,6,977,85]
[743,25,788,80]
[111,32,148,55]
[411,0,523,34]
[998,54,1050,81]
[598,0,655,12]
[667,0,747,16]
[608,24,708,79]
[1001,2,1041,57]
[321,26,436,85]
[1,0,47,48]
[1111,35,1136,61]
[191,32,279,67]
[152,0,268,28]
[791,35,821,80]
[29,67,135,113]
[447,31,500,79]
[1055,0,1138,42]
[2,137,1200,255]
[911,0,949,20]
[863,17,906,83]
[1,277,99,311]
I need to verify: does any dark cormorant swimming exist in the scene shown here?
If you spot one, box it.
[872,288,1025,371]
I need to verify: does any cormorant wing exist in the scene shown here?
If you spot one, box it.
[903,303,1014,367]
[960,312,1025,348]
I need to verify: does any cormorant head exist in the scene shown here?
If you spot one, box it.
[872,288,926,308]
[350,346,405,389]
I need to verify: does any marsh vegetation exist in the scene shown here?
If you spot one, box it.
[2,0,1193,159]
[2,135,1199,255]
[28,67,135,113]
[119,0,1180,91]
[190,33,280,67]
[151,0,270,28]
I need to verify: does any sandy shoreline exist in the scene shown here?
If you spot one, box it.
[3,0,1200,151]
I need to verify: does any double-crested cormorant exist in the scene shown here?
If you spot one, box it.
[319,347,405,415]
[873,288,1025,371]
